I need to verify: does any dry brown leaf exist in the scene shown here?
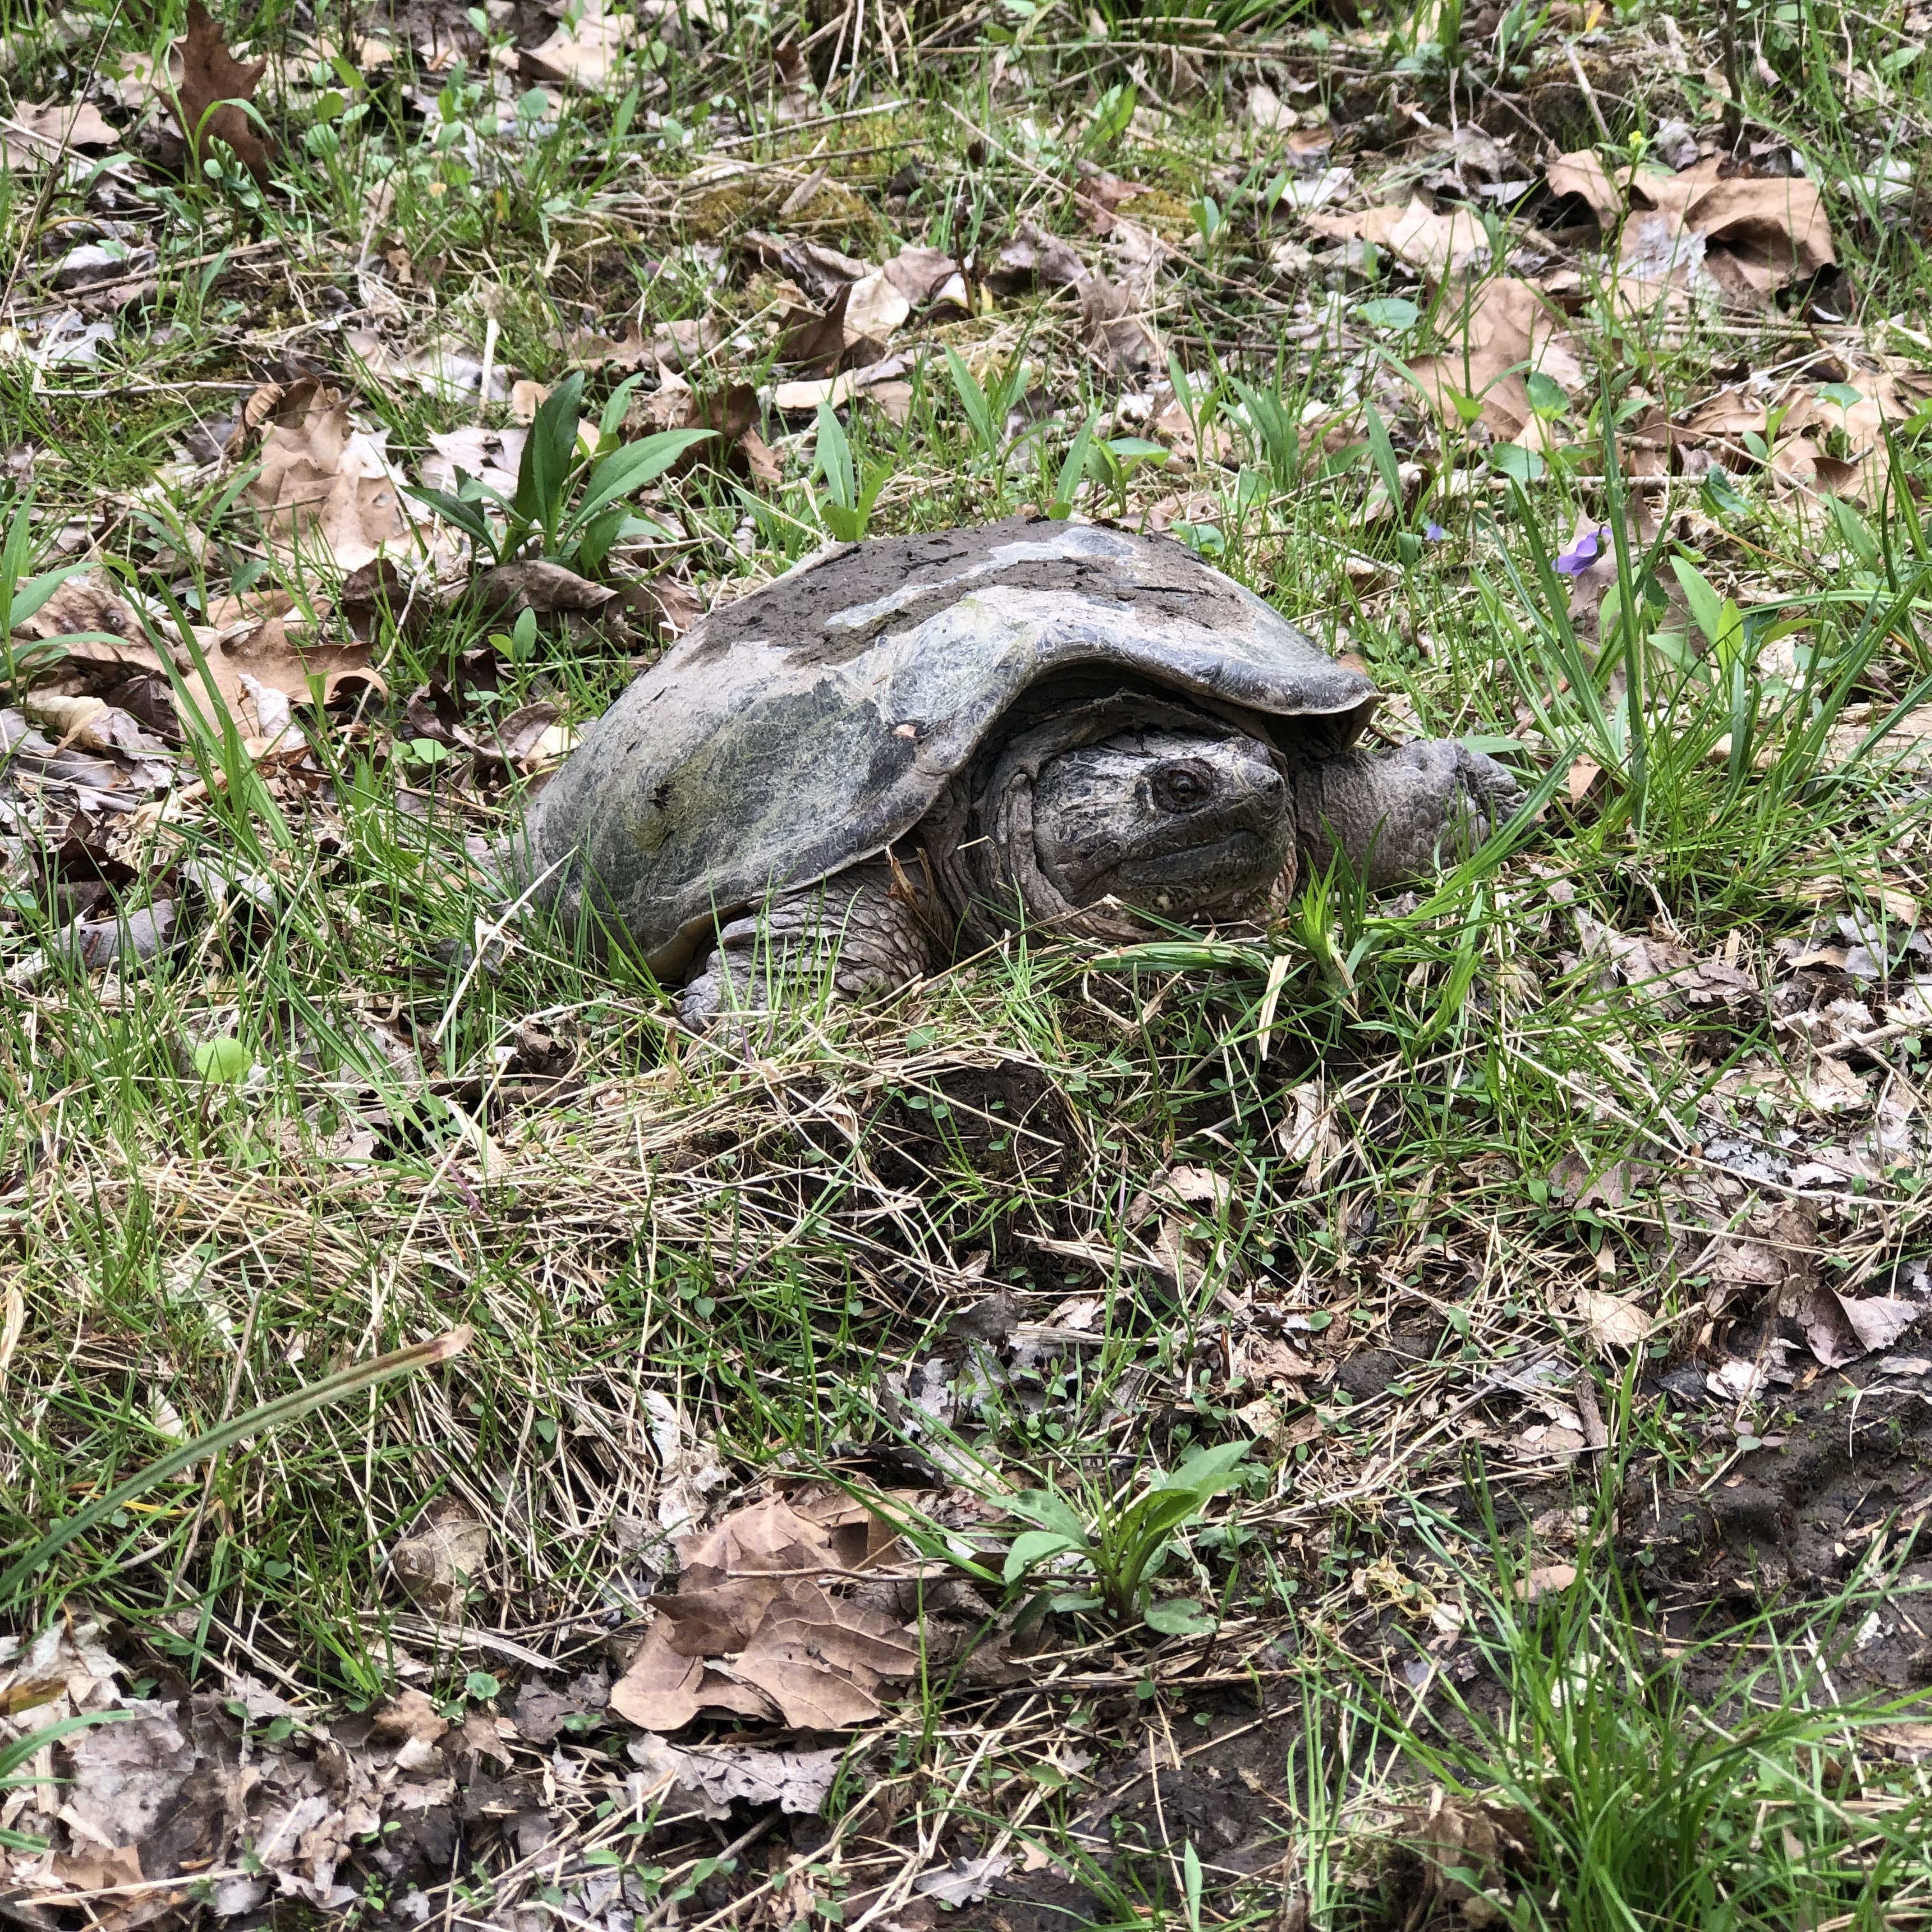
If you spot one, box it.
[1804,1289,1920,1368]
[1078,273,1160,375]
[881,245,967,311]
[10,572,265,739]
[763,1578,922,1681]
[615,1494,914,1735]
[1514,1563,1579,1600]
[1075,171,1151,236]
[1304,196,1490,277]
[841,270,911,348]
[1405,277,1584,447]
[369,1687,447,1745]
[226,377,286,457]
[521,0,630,90]
[1546,151,1835,308]
[1390,1789,1537,1925]
[13,571,162,675]
[990,219,1088,294]
[677,1496,842,1586]
[245,379,411,572]
[61,1706,197,1850]
[1575,1288,1647,1353]
[473,561,617,621]
[0,99,120,168]
[732,1626,884,1729]
[627,577,704,641]
[609,1626,705,1731]
[647,1581,779,1657]
[770,357,909,415]
[691,1671,781,1721]
[778,288,850,372]
[169,1,271,185]
[206,589,379,706]
[20,691,163,756]
[422,423,526,499]
[628,1734,841,1817]
[1544,150,1626,226]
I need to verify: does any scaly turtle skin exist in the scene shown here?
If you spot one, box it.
[510,517,1521,1023]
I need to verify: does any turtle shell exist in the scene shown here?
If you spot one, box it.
[517,516,1378,976]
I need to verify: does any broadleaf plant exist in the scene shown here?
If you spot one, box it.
[1000,1440,1255,1631]
[407,371,709,571]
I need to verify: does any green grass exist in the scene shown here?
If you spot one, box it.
[4,0,1932,1918]
[1305,1488,1932,1929]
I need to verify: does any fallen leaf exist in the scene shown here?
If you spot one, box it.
[169,0,272,185]
[473,561,617,622]
[422,423,526,499]
[677,1495,846,1587]
[61,1703,195,1849]
[881,245,967,312]
[521,0,631,89]
[1514,1563,1579,1600]
[1305,195,1491,278]
[510,1671,608,1745]
[1804,1290,1920,1368]
[1575,1288,1646,1353]
[1390,1790,1536,1926]
[914,1856,1013,1906]
[21,691,165,756]
[369,1688,447,1745]
[627,1733,841,1817]
[245,379,411,573]
[1405,277,1584,447]
[1706,1355,1772,1402]
[778,286,852,373]
[208,588,381,706]
[740,230,871,307]
[13,571,163,677]
[1546,151,1835,308]
[770,355,909,416]
[641,1391,731,1545]
[608,1626,705,1731]
[0,99,120,168]
[732,1625,884,1729]
[990,219,1089,295]
[841,270,911,348]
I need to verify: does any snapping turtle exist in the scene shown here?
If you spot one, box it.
[513,518,1520,1023]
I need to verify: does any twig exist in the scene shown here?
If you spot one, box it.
[711,98,910,150]
[1720,0,1745,150]
[1563,38,1614,144]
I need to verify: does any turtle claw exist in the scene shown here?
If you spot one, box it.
[674,862,933,1031]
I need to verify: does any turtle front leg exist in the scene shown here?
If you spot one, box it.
[678,861,933,1029]
[1292,740,1524,891]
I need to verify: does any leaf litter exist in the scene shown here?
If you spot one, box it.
[8,0,1932,1922]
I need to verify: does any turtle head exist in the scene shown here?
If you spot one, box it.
[1023,724,1293,919]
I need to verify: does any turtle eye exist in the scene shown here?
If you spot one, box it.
[1151,761,1213,812]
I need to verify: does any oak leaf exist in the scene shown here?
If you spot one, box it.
[171,1,271,185]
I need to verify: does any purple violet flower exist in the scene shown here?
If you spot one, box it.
[1423,521,1449,541]
[1555,526,1611,577]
